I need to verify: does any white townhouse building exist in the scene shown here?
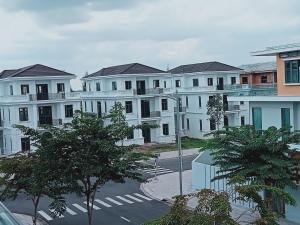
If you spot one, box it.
[81,63,176,145]
[0,64,81,155]
[169,61,242,138]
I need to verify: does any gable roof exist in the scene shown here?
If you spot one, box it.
[169,61,242,74]
[85,63,166,78]
[239,62,277,73]
[0,64,74,79]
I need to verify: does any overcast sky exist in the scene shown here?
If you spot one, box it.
[0,0,300,89]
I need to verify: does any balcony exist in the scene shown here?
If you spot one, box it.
[133,88,169,95]
[174,107,187,113]
[226,83,277,97]
[29,93,66,101]
[141,111,161,119]
[38,119,62,127]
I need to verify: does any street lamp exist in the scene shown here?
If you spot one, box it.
[165,90,183,196]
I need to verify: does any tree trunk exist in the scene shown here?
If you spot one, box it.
[32,196,40,225]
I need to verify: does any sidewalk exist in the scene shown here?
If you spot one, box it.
[157,148,200,160]
[14,213,48,225]
[141,170,299,225]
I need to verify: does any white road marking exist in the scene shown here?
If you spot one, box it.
[121,216,131,222]
[66,207,77,215]
[115,196,134,204]
[95,199,112,208]
[72,203,88,212]
[38,210,53,221]
[105,197,123,205]
[125,194,143,202]
[134,193,152,201]
[49,209,64,218]
[84,201,101,210]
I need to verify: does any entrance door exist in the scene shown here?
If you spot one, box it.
[38,106,52,125]
[142,125,151,143]
[141,100,150,118]
[217,77,224,90]
[36,84,49,100]
[136,80,146,95]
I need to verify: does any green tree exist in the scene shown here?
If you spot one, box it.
[0,153,66,225]
[209,125,300,217]
[206,94,225,131]
[43,109,148,225]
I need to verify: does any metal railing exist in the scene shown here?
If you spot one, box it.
[133,88,167,95]
[29,93,66,101]
[141,111,161,118]
[38,119,62,127]
[227,105,240,111]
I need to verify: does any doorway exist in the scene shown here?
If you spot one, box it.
[36,84,49,100]
[38,106,52,125]
[142,124,151,143]
[217,77,224,90]
[136,80,146,95]
[141,100,150,118]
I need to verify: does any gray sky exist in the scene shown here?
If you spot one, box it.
[0,0,299,89]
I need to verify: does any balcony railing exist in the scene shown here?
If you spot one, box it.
[174,107,187,113]
[133,88,168,95]
[142,111,161,118]
[38,119,62,127]
[227,105,240,111]
[29,93,66,101]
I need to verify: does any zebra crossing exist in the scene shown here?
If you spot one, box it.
[141,165,174,176]
[37,193,152,221]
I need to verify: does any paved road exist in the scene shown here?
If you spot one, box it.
[4,154,197,225]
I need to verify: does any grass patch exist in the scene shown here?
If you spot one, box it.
[143,218,163,225]
[134,137,209,154]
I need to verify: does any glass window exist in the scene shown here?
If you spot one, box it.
[19,107,28,121]
[21,85,29,95]
[207,78,213,86]
[193,78,199,87]
[182,115,184,129]
[163,124,169,135]
[242,77,248,84]
[65,105,73,118]
[125,101,133,113]
[153,80,160,88]
[97,101,102,117]
[241,116,245,126]
[161,99,168,111]
[125,81,132,90]
[285,60,300,83]
[164,81,167,88]
[240,101,244,105]
[57,83,65,93]
[199,120,202,131]
[186,96,189,108]
[252,107,262,130]
[96,82,101,91]
[175,80,181,87]
[112,81,117,90]
[281,108,290,129]
[187,118,190,130]
[231,77,236,85]
[261,75,268,83]
[21,137,30,152]
[10,85,13,95]
[198,96,202,107]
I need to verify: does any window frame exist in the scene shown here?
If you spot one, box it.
[65,105,74,118]
[231,77,236,85]
[125,101,133,113]
[19,107,28,122]
[175,80,181,88]
[261,75,268,83]
[125,81,132,90]
[207,78,213,86]
[21,85,30,95]
[193,78,199,87]
[57,83,65,93]
[162,124,169,135]
[161,99,168,111]
[153,80,160,88]
[112,81,117,90]
[21,137,30,152]
[96,82,101,91]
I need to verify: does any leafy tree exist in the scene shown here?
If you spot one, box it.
[42,109,148,225]
[208,125,300,216]
[206,94,225,131]
[0,153,66,225]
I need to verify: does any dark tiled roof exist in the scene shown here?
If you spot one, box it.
[239,62,277,73]
[0,64,74,79]
[169,61,242,74]
[85,63,166,78]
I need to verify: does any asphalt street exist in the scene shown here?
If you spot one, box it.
[3,154,197,225]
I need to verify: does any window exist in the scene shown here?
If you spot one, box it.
[198,96,202,107]
[91,101,94,112]
[105,102,107,113]
[163,124,169,135]
[84,101,87,111]
[186,96,189,108]
[125,101,133,113]
[240,101,244,105]
[21,138,30,152]
[127,129,134,139]
[112,81,117,90]
[242,77,248,84]
[281,108,290,128]
[274,72,277,83]
[21,85,29,95]
[193,78,199,87]
[97,101,102,117]
[231,77,236,85]
[153,80,160,88]
[261,75,268,83]
[241,116,245,126]
[57,83,65,93]
[187,118,190,130]
[285,60,300,83]
[10,85,13,95]
[161,99,168,111]
[210,119,216,130]
[252,107,262,130]
[175,80,181,87]
[65,105,73,118]
[164,81,167,88]
[96,82,101,91]
[88,83,91,91]
[207,78,213,86]
[199,120,202,131]
[125,81,132,90]
[19,107,28,121]
[182,115,185,129]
